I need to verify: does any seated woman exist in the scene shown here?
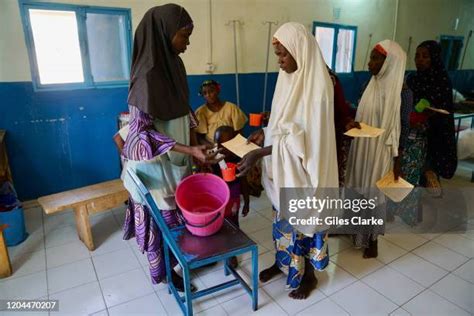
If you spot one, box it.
[237,22,339,300]
[194,80,248,146]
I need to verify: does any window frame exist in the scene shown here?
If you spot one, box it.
[312,21,357,74]
[18,0,133,91]
[439,35,464,71]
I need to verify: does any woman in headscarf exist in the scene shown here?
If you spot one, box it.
[121,4,218,291]
[345,40,407,258]
[237,22,338,300]
[406,40,457,193]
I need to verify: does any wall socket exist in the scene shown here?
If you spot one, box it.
[205,63,216,73]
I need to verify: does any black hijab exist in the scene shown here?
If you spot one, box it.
[406,40,457,179]
[127,4,193,120]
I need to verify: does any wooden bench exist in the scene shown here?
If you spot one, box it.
[0,224,12,278]
[38,179,128,251]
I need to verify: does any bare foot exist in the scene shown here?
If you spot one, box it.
[259,263,282,282]
[289,272,318,300]
[228,256,238,269]
[363,239,378,258]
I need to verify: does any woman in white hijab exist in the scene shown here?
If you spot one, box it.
[238,22,338,299]
[345,40,407,258]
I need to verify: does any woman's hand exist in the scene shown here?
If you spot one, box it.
[236,149,262,177]
[247,128,265,146]
[190,145,223,164]
[345,120,361,131]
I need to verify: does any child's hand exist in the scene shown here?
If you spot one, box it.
[242,204,250,217]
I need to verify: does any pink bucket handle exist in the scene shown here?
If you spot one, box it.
[182,212,221,228]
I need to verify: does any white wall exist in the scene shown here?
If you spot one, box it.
[1,0,473,82]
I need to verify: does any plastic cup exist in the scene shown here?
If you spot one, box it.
[221,163,236,182]
[249,113,263,126]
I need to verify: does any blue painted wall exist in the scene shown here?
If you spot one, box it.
[1,70,472,200]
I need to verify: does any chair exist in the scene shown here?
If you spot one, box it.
[127,170,259,316]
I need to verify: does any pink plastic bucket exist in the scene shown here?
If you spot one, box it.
[175,173,230,236]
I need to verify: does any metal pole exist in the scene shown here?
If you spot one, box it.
[363,33,373,70]
[262,21,278,113]
[406,36,413,69]
[226,20,241,107]
[459,30,472,70]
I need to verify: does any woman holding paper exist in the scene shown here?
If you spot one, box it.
[345,40,407,258]
[406,41,457,194]
[237,22,338,299]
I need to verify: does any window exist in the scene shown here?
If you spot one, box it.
[439,35,464,71]
[313,22,357,73]
[19,1,132,90]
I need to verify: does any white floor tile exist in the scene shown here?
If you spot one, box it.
[100,268,154,308]
[381,233,428,251]
[45,224,79,248]
[390,307,411,315]
[412,241,469,271]
[0,270,47,300]
[108,292,167,316]
[453,259,474,283]
[256,207,274,221]
[196,304,228,316]
[389,253,448,287]
[47,258,97,294]
[239,251,281,286]
[221,288,286,316]
[248,227,273,245]
[92,247,140,280]
[198,267,247,304]
[49,281,106,316]
[6,250,46,280]
[362,266,424,305]
[327,236,351,255]
[403,290,470,316]
[331,248,384,279]
[7,229,44,258]
[250,195,272,212]
[156,277,220,314]
[129,241,150,268]
[43,211,75,233]
[330,281,398,316]
[262,277,326,314]
[430,274,474,313]
[90,229,129,257]
[90,309,109,316]
[376,237,408,264]
[317,262,357,296]
[296,297,349,316]
[240,213,272,235]
[433,234,474,258]
[46,240,91,269]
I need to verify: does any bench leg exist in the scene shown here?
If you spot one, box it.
[0,229,12,278]
[74,206,94,251]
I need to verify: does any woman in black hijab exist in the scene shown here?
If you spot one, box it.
[121,4,217,291]
[406,40,457,192]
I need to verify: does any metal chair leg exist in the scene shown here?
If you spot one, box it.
[183,266,193,316]
[224,258,230,276]
[252,247,259,311]
[164,242,173,294]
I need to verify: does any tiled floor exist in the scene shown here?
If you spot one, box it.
[1,190,473,316]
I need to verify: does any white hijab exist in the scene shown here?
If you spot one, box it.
[346,40,407,190]
[263,22,338,210]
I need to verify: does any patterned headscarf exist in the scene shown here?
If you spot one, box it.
[406,40,457,179]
